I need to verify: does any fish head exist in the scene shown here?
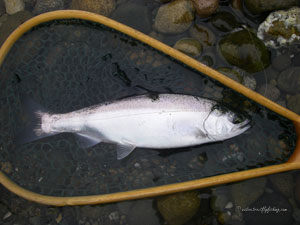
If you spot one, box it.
[203,106,251,141]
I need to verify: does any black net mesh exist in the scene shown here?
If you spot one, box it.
[0,19,296,196]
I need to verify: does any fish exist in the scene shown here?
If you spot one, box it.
[17,94,251,160]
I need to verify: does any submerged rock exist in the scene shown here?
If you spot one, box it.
[257,83,280,101]
[191,0,218,17]
[153,0,195,34]
[257,7,300,48]
[269,173,294,198]
[157,191,200,225]
[173,38,202,57]
[219,29,270,73]
[217,67,256,90]
[112,3,151,34]
[244,0,299,14]
[286,94,300,114]
[4,0,24,15]
[70,0,115,17]
[33,0,64,14]
[277,67,300,94]
[231,177,267,209]
[210,11,240,32]
[189,23,215,48]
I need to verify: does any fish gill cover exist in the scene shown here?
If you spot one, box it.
[0,19,296,196]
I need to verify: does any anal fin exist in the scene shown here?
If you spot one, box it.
[116,141,136,160]
[75,133,102,148]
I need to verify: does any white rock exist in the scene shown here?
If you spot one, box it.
[4,0,25,15]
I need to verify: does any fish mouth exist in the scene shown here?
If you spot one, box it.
[233,119,251,133]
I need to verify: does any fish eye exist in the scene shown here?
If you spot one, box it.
[232,115,245,124]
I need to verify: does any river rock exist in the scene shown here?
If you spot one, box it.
[0,10,32,45]
[219,29,270,73]
[191,0,218,17]
[244,0,299,14]
[157,191,200,225]
[33,0,64,14]
[210,11,240,32]
[173,38,202,57]
[153,0,195,34]
[277,67,300,94]
[244,193,293,225]
[0,0,5,16]
[217,67,256,90]
[70,0,115,17]
[272,54,292,71]
[189,23,215,48]
[112,2,151,34]
[258,83,280,101]
[257,7,300,49]
[269,173,294,198]
[231,177,267,209]
[286,94,300,114]
[4,0,24,15]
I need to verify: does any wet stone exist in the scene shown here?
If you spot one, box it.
[157,191,200,225]
[4,0,24,15]
[112,2,151,34]
[153,0,195,34]
[257,83,280,102]
[277,67,300,94]
[257,7,300,48]
[33,0,64,14]
[272,54,292,72]
[189,23,216,48]
[231,177,267,209]
[191,0,219,18]
[210,11,240,32]
[268,173,294,198]
[286,94,300,114]
[244,0,299,14]
[219,29,270,73]
[173,37,202,57]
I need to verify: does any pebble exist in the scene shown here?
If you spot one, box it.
[210,11,240,32]
[219,29,270,73]
[277,67,300,94]
[157,191,200,225]
[0,0,5,16]
[286,94,300,114]
[153,0,195,34]
[33,0,64,14]
[272,54,292,71]
[257,7,300,48]
[231,177,267,209]
[189,23,216,48]
[4,0,24,15]
[70,0,116,17]
[258,83,280,102]
[268,173,294,198]
[191,0,219,17]
[173,38,202,57]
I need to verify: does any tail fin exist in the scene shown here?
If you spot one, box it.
[15,97,57,146]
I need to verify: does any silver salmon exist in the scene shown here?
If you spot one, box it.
[18,94,250,159]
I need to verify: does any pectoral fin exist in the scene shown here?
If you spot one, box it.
[75,133,102,148]
[116,142,136,160]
